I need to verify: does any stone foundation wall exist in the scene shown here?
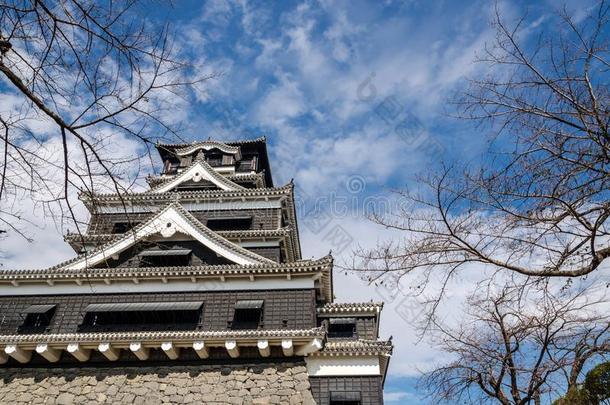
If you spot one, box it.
[0,362,315,405]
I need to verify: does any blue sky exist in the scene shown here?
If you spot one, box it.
[140,2,580,401]
[0,0,602,403]
[146,1,597,403]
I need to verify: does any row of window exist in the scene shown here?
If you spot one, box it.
[18,303,360,338]
[163,153,258,175]
[111,216,254,234]
[18,300,265,334]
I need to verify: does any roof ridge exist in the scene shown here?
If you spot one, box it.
[65,227,294,241]
[2,253,333,275]
[320,302,384,308]
[81,183,293,201]
[174,140,241,157]
[146,171,265,187]
[156,136,267,149]
[0,325,324,344]
[316,338,394,356]
[325,338,391,344]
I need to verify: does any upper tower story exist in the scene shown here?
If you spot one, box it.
[149,137,274,189]
[66,137,302,264]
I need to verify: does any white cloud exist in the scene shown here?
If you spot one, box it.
[254,38,284,69]
[384,391,416,403]
[256,74,306,126]
[199,0,234,27]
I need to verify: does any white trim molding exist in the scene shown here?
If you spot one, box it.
[0,277,315,296]
[305,356,381,377]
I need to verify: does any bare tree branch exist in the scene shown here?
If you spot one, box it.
[0,0,214,249]
[350,2,610,299]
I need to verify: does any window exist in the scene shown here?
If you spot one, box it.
[79,302,203,332]
[327,318,357,339]
[180,155,192,167]
[111,221,139,234]
[234,182,257,189]
[330,392,361,405]
[206,216,253,231]
[236,155,257,172]
[19,305,56,333]
[231,300,264,330]
[221,155,234,166]
[206,153,223,167]
[138,248,192,267]
[164,160,180,174]
[175,183,217,192]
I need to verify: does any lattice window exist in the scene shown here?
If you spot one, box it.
[328,318,357,339]
[19,305,56,334]
[230,300,264,330]
[78,302,203,332]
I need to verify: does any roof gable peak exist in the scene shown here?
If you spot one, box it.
[60,203,274,270]
[151,159,245,193]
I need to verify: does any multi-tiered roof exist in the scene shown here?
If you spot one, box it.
[0,137,392,401]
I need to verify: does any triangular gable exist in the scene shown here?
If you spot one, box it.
[62,203,274,270]
[152,159,246,193]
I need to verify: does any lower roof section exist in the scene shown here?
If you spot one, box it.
[317,302,384,316]
[0,328,325,365]
[0,331,392,380]
[0,256,333,302]
[313,340,393,357]
[0,327,324,346]
[307,339,393,383]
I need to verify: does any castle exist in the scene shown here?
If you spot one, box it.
[0,137,392,404]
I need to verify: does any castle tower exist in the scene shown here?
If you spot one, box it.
[0,137,392,404]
